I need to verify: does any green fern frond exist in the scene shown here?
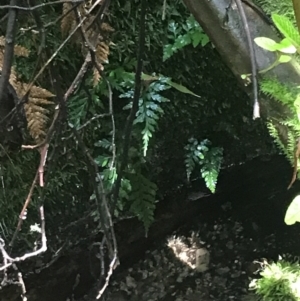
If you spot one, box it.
[133,79,170,156]
[267,122,287,156]
[272,14,300,48]
[127,172,157,232]
[200,147,223,194]
[287,131,296,163]
[184,138,223,193]
[267,120,299,166]
[254,0,296,24]
[260,78,296,106]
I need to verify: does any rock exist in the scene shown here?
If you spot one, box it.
[195,248,210,272]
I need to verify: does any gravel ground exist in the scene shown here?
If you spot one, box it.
[83,199,299,301]
[78,156,300,301]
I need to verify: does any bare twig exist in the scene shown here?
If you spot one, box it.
[70,126,118,295]
[0,13,8,23]
[9,171,38,247]
[9,142,48,247]
[78,113,111,130]
[19,1,81,32]
[0,205,47,271]
[96,254,118,299]
[17,272,26,301]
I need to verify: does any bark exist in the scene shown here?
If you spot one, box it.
[182,0,300,142]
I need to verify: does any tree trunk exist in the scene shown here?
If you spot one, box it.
[182,0,300,143]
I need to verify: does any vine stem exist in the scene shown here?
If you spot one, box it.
[112,0,147,204]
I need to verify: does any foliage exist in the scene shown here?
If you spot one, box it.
[163,15,209,61]
[250,259,300,300]
[126,172,157,232]
[261,78,300,167]
[0,36,55,144]
[254,0,296,25]
[254,13,300,180]
[122,76,171,156]
[60,1,114,85]
[284,195,300,225]
[0,0,276,241]
[184,138,223,193]
[272,14,300,49]
[247,14,300,80]
[141,73,201,98]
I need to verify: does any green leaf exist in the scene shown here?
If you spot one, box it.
[254,37,278,52]
[191,31,203,47]
[165,79,201,98]
[141,73,158,81]
[276,38,297,54]
[284,195,300,225]
[278,54,292,63]
[201,35,210,47]
[141,73,200,98]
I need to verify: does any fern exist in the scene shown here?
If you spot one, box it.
[272,14,300,50]
[0,37,55,143]
[261,77,300,168]
[122,77,170,156]
[254,0,296,25]
[95,138,113,152]
[267,122,288,156]
[163,15,209,61]
[184,138,223,193]
[200,147,223,194]
[260,77,296,106]
[126,172,157,232]
[184,138,208,181]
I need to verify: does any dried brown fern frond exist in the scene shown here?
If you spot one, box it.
[100,23,115,34]
[24,96,54,144]
[25,101,49,142]
[0,35,52,144]
[60,3,114,86]
[92,41,111,86]
[13,82,54,103]
[96,41,110,63]
[93,67,101,87]
[12,81,55,144]
[21,83,55,99]
[61,2,90,40]
[0,35,30,57]
[14,45,30,57]
[61,3,74,36]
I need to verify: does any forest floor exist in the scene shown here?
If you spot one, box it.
[2,155,300,301]
[82,156,300,301]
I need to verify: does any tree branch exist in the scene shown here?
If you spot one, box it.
[0,0,18,104]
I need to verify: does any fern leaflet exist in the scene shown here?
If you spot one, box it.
[127,172,157,232]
